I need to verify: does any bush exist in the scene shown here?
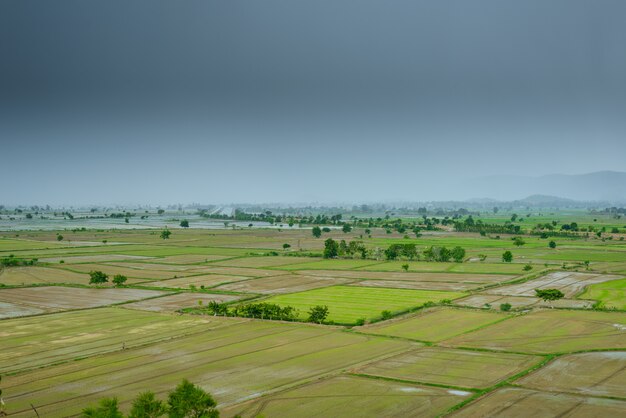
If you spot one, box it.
[380,310,393,320]
[500,303,512,312]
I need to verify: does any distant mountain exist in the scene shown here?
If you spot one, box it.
[459,171,626,202]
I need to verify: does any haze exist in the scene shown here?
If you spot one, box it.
[1,0,625,205]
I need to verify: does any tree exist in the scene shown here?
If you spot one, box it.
[282,243,291,250]
[323,238,339,259]
[513,237,525,247]
[380,310,393,320]
[112,274,127,286]
[523,263,533,271]
[180,220,189,228]
[57,234,64,241]
[401,263,409,272]
[160,229,171,240]
[312,226,322,238]
[535,288,564,303]
[308,305,329,324]
[342,224,352,233]
[89,270,109,285]
[451,246,466,263]
[128,392,167,418]
[167,379,218,418]
[500,303,512,312]
[549,240,557,249]
[82,398,124,418]
[502,251,513,263]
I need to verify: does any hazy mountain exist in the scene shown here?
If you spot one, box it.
[459,171,626,202]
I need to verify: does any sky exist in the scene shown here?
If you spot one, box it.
[1,0,625,205]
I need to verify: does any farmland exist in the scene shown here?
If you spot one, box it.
[0,209,625,417]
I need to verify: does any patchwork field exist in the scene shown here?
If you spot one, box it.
[0,286,167,319]
[0,266,95,286]
[445,310,626,353]
[516,351,626,398]
[141,274,251,289]
[215,274,355,294]
[122,292,246,312]
[264,286,466,324]
[355,347,542,389]
[451,387,626,417]
[225,375,471,418]
[2,319,411,417]
[358,307,509,342]
[455,293,594,310]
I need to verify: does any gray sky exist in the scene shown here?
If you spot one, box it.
[1,1,625,205]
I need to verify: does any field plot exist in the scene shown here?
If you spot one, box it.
[2,321,411,417]
[66,263,199,280]
[122,292,246,312]
[213,256,314,268]
[141,274,250,289]
[356,347,541,389]
[455,294,594,310]
[275,259,384,270]
[193,266,292,277]
[358,308,509,342]
[215,274,354,294]
[450,387,626,417]
[0,266,97,286]
[580,277,626,309]
[485,271,622,298]
[104,261,206,272]
[445,310,626,354]
[149,254,233,264]
[356,261,526,275]
[225,375,470,418]
[517,352,626,398]
[264,286,465,324]
[0,286,167,319]
[38,254,154,264]
[0,307,224,373]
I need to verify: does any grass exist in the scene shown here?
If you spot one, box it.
[263,286,466,324]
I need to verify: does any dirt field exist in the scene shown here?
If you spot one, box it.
[213,256,314,268]
[66,263,199,280]
[225,375,470,418]
[122,292,246,312]
[350,279,483,291]
[451,387,626,417]
[193,266,292,277]
[485,271,621,298]
[0,286,167,319]
[0,307,222,373]
[141,274,251,289]
[517,351,626,398]
[2,321,411,417]
[214,274,355,294]
[355,347,541,389]
[455,293,594,309]
[0,266,93,286]
[444,310,626,353]
[298,269,513,284]
[39,254,154,264]
[358,307,510,342]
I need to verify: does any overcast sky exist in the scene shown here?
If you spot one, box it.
[1,1,625,205]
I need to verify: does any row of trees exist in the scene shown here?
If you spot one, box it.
[82,379,218,418]
[203,301,329,324]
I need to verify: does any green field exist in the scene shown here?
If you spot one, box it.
[264,286,466,324]
[579,277,626,309]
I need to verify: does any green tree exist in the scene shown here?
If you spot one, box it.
[548,240,556,249]
[500,303,512,312]
[513,237,525,247]
[502,251,513,263]
[311,226,322,238]
[523,263,533,271]
[112,274,127,286]
[323,238,339,259]
[160,229,172,240]
[308,305,329,324]
[57,234,64,241]
[167,379,218,418]
[128,392,167,418]
[342,224,352,233]
[451,246,466,263]
[401,263,409,272]
[380,310,393,320]
[180,220,189,228]
[81,398,124,418]
[89,270,109,285]
[535,288,564,302]
[282,243,291,250]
